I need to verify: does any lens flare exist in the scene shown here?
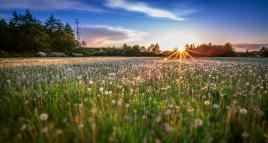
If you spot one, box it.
[177,46,185,53]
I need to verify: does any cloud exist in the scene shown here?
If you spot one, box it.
[0,0,103,12]
[80,25,147,47]
[105,0,185,21]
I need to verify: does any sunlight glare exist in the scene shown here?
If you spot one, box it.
[177,46,185,53]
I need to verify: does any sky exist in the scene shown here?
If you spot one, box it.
[0,0,268,50]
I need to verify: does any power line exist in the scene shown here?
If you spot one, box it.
[75,18,80,42]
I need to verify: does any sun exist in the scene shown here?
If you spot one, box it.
[163,45,191,61]
[177,46,185,53]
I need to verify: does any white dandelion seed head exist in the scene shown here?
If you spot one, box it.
[87,88,92,92]
[56,129,63,135]
[204,101,210,106]
[104,91,109,95]
[41,126,48,133]
[165,109,171,115]
[213,104,219,109]
[194,118,203,127]
[239,108,247,114]
[164,123,172,132]
[39,113,48,121]
[20,124,27,131]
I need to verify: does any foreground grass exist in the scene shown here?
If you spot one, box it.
[0,58,267,143]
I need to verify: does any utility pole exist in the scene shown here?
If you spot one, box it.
[75,18,80,42]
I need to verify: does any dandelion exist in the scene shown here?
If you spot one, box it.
[117,100,122,106]
[187,108,194,113]
[24,100,29,105]
[194,118,203,127]
[155,139,161,143]
[104,91,109,95]
[204,101,210,106]
[164,123,172,132]
[89,80,93,85]
[241,131,250,138]
[125,115,130,121]
[125,103,130,108]
[78,124,84,128]
[91,123,96,129]
[239,108,247,114]
[56,129,63,135]
[155,116,162,123]
[99,87,104,92]
[41,126,49,133]
[20,124,27,131]
[142,115,146,120]
[87,88,92,92]
[165,109,171,115]
[111,100,116,104]
[40,113,48,121]
[91,108,97,114]
[213,104,219,109]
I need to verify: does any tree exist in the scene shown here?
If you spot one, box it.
[152,43,161,54]
[224,42,235,56]
[81,40,87,47]
[260,47,268,57]
[0,19,11,52]
[44,15,61,32]
[0,10,79,56]
[44,15,78,52]
[9,10,49,52]
[139,46,146,53]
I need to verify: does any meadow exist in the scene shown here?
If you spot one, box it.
[0,57,267,143]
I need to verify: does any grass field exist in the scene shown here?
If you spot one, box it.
[0,57,268,143]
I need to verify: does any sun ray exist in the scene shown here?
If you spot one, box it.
[184,51,196,61]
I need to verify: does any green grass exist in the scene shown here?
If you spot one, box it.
[0,57,267,143]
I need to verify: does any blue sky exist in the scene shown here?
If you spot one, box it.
[0,0,268,50]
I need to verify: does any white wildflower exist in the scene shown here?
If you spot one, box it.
[165,109,171,115]
[56,129,63,135]
[164,123,172,132]
[39,113,48,121]
[213,104,219,109]
[239,108,247,114]
[20,124,27,131]
[204,100,210,106]
[194,118,203,127]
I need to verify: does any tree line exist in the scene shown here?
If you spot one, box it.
[184,43,267,57]
[79,43,161,56]
[161,43,268,57]
[186,42,235,57]
[0,10,78,56]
